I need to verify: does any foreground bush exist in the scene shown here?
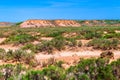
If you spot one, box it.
[67,58,115,80]
[22,65,66,80]
[0,64,26,80]
[0,58,120,80]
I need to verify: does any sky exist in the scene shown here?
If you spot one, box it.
[0,0,120,22]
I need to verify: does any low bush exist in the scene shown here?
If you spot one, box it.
[66,38,77,47]
[46,31,64,37]
[12,49,26,62]
[36,36,66,53]
[0,64,26,80]
[22,43,36,52]
[0,48,6,60]
[3,33,35,45]
[3,49,35,64]
[87,38,119,50]
[84,31,102,39]
[103,33,120,39]
[51,36,66,50]
[77,41,82,47]
[36,41,54,53]
[100,51,114,59]
[67,58,115,80]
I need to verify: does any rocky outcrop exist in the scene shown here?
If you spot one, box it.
[20,19,81,28]
[54,20,81,27]
[20,20,55,28]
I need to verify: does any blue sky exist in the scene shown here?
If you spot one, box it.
[0,0,120,22]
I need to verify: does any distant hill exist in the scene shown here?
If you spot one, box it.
[1,20,120,27]
[20,19,81,28]
[0,22,14,27]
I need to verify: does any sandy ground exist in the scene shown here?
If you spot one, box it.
[0,38,20,51]
[35,50,120,63]
[0,45,19,51]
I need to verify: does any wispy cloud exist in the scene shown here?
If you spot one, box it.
[47,0,87,8]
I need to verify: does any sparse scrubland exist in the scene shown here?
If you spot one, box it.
[1,23,120,79]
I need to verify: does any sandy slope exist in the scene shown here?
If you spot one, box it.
[35,50,120,63]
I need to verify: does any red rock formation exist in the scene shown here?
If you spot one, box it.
[20,19,81,28]
[20,20,55,28]
[54,20,81,27]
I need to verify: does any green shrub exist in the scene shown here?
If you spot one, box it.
[51,36,66,50]
[84,31,102,39]
[4,34,35,44]
[24,52,35,64]
[77,41,82,47]
[103,33,120,39]
[22,70,44,80]
[0,48,6,60]
[22,43,36,52]
[100,51,114,59]
[54,61,64,68]
[22,65,66,80]
[36,41,54,53]
[36,36,66,53]
[78,74,90,80]
[0,32,5,38]
[42,65,66,80]
[66,38,77,47]
[87,38,119,50]
[0,64,26,80]
[4,49,35,63]
[67,58,115,80]
[110,59,120,80]
[46,31,63,37]
[13,49,26,62]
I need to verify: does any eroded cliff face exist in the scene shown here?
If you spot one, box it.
[20,20,55,28]
[54,20,81,27]
[20,19,81,28]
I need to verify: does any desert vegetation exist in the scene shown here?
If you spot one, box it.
[0,58,120,80]
[0,23,120,79]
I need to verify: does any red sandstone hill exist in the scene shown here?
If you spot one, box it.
[20,19,81,28]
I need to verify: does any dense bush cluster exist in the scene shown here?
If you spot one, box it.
[87,38,120,50]
[3,33,35,45]
[22,36,82,54]
[0,48,34,64]
[0,64,26,80]
[0,58,120,80]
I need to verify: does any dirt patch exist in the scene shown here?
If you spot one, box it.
[0,38,6,44]
[0,44,20,51]
[80,39,91,45]
[41,37,53,41]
